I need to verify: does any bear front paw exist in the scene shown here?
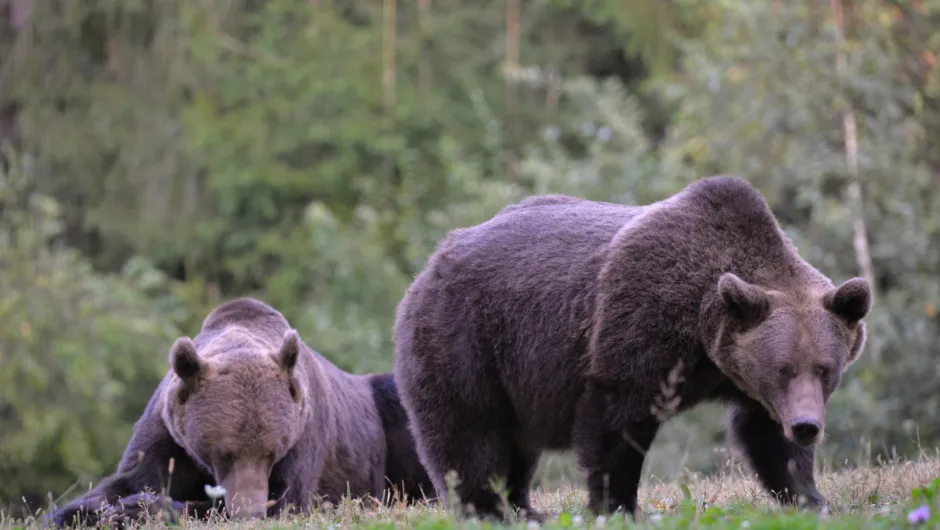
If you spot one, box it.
[98,492,187,527]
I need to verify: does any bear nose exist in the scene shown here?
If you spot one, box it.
[791,417,821,445]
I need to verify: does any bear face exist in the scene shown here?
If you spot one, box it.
[709,273,871,447]
[160,328,308,519]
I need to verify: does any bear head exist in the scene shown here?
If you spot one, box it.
[161,328,308,519]
[705,272,871,447]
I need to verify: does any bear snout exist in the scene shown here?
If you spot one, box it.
[220,465,270,520]
[224,489,269,520]
[778,375,826,447]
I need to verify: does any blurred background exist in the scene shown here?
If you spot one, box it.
[1,0,938,515]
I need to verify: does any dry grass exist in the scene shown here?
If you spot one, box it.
[5,454,938,529]
[528,453,940,517]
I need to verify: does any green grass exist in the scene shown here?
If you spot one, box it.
[4,456,939,529]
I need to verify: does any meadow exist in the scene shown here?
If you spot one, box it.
[5,454,938,529]
[3,2,940,528]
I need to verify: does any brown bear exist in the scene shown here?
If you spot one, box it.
[393,176,871,521]
[46,298,434,528]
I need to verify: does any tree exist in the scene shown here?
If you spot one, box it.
[0,150,187,511]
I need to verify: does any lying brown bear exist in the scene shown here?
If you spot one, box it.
[47,298,435,527]
[394,176,871,521]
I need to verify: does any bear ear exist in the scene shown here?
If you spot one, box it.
[275,329,301,373]
[824,277,872,324]
[170,337,204,382]
[844,321,867,369]
[717,272,770,326]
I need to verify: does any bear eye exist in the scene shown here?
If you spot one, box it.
[219,451,236,464]
[778,366,796,379]
[815,366,831,380]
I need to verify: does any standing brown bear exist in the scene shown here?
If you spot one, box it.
[47,298,434,528]
[394,176,871,521]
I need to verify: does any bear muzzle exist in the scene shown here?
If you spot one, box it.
[779,376,826,447]
[219,463,271,520]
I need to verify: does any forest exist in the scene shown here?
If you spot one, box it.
[1,0,939,517]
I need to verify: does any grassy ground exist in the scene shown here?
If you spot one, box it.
[4,456,939,530]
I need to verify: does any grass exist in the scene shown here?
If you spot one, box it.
[3,455,938,530]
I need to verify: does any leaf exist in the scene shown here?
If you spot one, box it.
[680,482,692,501]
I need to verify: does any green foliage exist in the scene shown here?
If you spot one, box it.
[655,0,940,465]
[0,0,939,511]
[543,0,705,75]
[515,0,940,476]
[911,476,940,507]
[0,151,187,509]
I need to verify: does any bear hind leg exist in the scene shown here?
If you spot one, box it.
[413,418,515,521]
[398,370,516,521]
[726,402,826,508]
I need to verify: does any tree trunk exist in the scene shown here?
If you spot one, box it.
[505,0,520,180]
[830,0,877,294]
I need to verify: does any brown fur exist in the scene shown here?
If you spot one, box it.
[393,176,871,521]
[46,298,434,528]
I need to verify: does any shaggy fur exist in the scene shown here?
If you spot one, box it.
[368,373,436,503]
[393,176,871,521]
[46,298,434,528]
